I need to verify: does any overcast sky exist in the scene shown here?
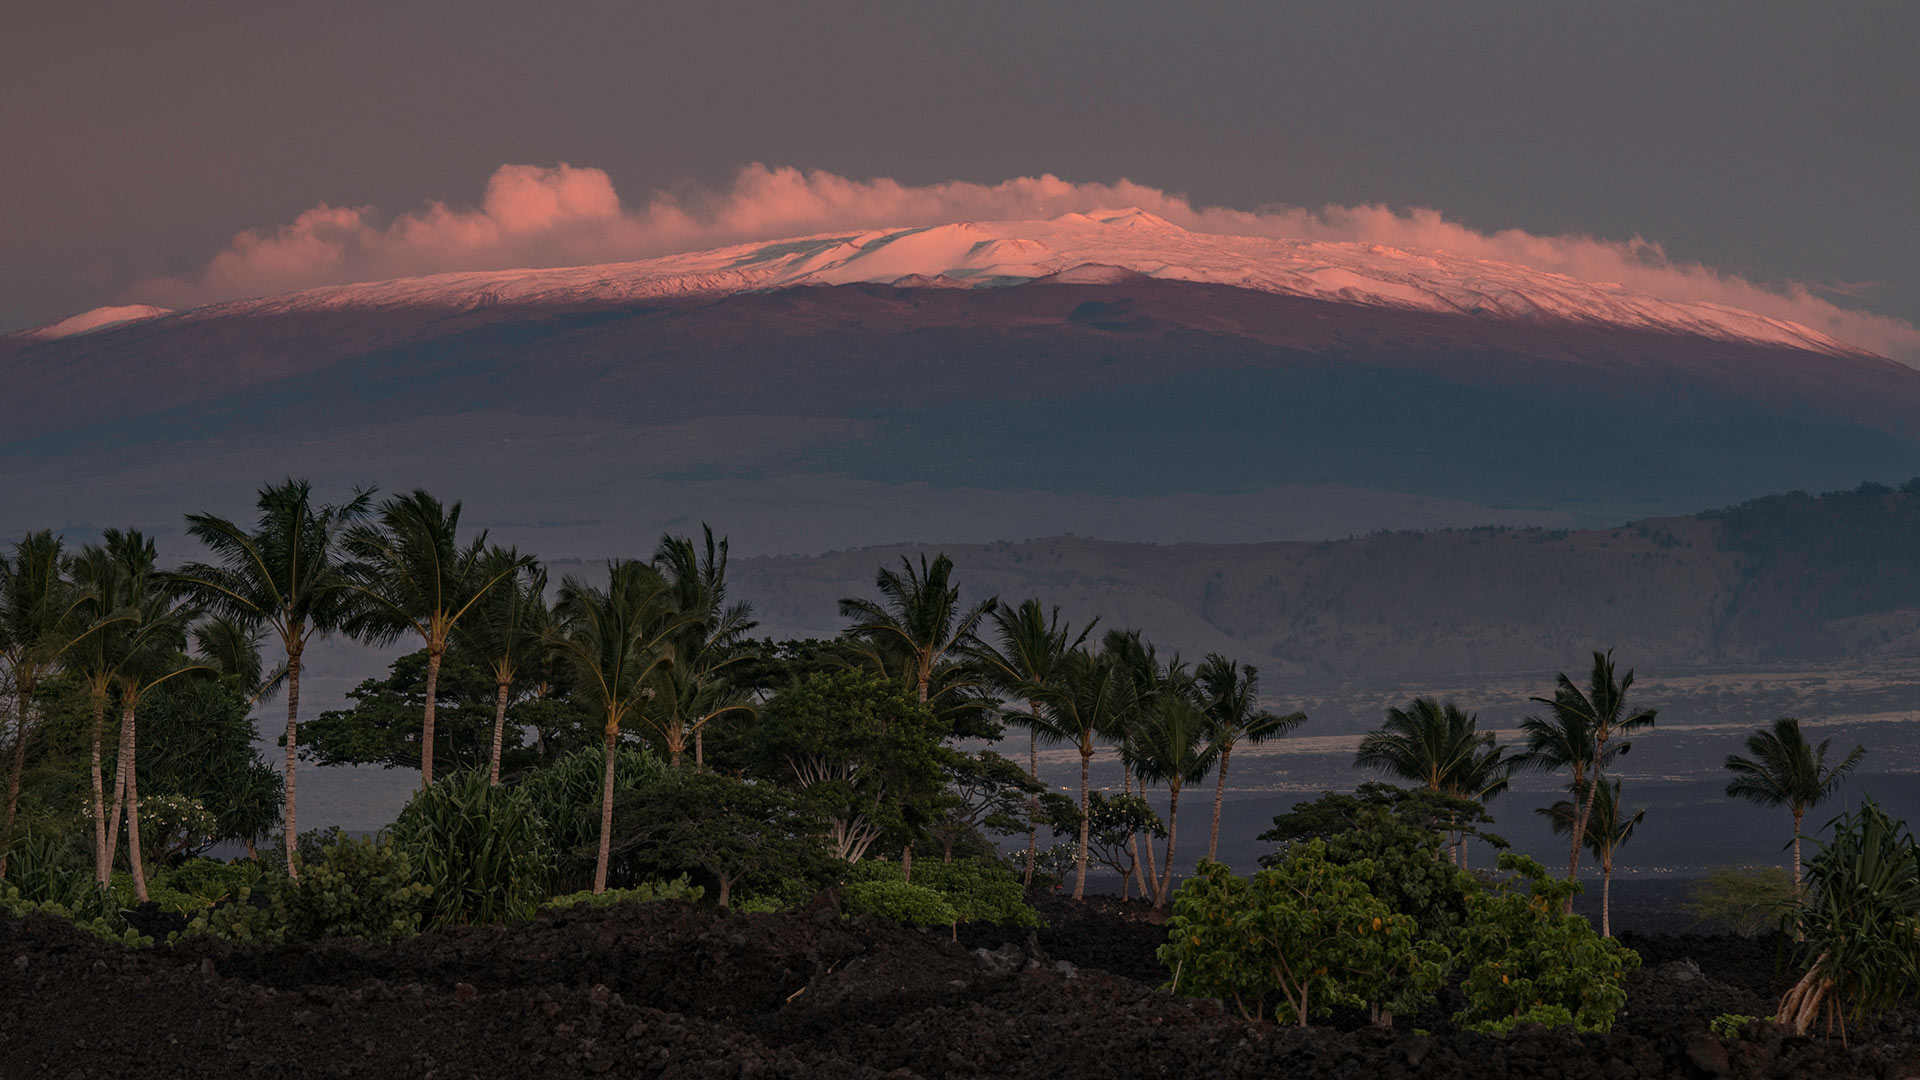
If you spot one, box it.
[4,1,1915,337]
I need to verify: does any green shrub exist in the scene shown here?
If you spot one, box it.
[1453,854,1640,1033]
[1158,850,1448,1027]
[1685,867,1797,936]
[731,894,784,914]
[2,833,117,921]
[165,858,268,906]
[391,769,549,927]
[901,857,1037,927]
[1710,1013,1761,1038]
[172,887,290,945]
[108,871,206,915]
[543,875,704,910]
[1778,802,1920,1031]
[2,886,149,947]
[844,879,958,927]
[285,836,431,942]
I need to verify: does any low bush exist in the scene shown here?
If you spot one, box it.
[544,875,704,910]
[2,886,147,946]
[165,858,268,906]
[285,836,432,942]
[1685,866,1798,936]
[899,857,1037,927]
[844,878,957,927]
[172,887,289,945]
[392,769,549,927]
[1453,854,1640,1034]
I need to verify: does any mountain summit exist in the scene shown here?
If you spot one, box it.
[5,213,1920,559]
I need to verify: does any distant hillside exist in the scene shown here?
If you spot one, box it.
[733,481,1920,679]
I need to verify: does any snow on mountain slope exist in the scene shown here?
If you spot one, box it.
[157,209,1865,357]
[18,304,172,339]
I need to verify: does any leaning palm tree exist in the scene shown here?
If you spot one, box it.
[1196,654,1305,862]
[970,599,1095,884]
[172,479,372,876]
[1524,650,1657,884]
[1126,680,1217,908]
[454,547,552,784]
[553,560,696,893]
[0,531,93,875]
[1539,778,1646,936]
[839,553,996,704]
[1725,717,1866,887]
[101,577,206,902]
[346,490,518,787]
[650,527,758,766]
[1032,647,1130,900]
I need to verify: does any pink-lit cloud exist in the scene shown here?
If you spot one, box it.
[139,163,1920,361]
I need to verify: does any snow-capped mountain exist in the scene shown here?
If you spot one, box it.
[5,211,1920,562]
[50,209,1858,358]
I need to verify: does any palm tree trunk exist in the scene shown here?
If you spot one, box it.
[123,703,148,902]
[1601,853,1613,937]
[694,727,704,768]
[1792,807,1805,888]
[1157,782,1181,908]
[1209,745,1231,862]
[283,647,302,878]
[1124,766,1152,902]
[593,722,619,894]
[902,843,914,884]
[105,703,134,875]
[0,682,34,875]
[1073,747,1091,900]
[1024,717,1040,887]
[89,692,109,884]
[420,646,443,786]
[488,679,511,786]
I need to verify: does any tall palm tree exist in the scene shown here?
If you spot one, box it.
[172,479,372,876]
[839,553,995,704]
[1524,650,1657,883]
[454,547,552,785]
[970,599,1095,884]
[553,560,696,893]
[650,526,758,767]
[1101,628,1175,900]
[346,490,518,787]
[69,531,162,883]
[0,531,92,875]
[1196,654,1305,862]
[1032,647,1129,899]
[1725,717,1866,886]
[101,565,205,902]
[1126,679,1217,908]
[1354,697,1487,791]
[1539,778,1646,936]
[1445,737,1518,869]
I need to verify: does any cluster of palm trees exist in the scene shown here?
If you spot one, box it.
[1,480,754,898]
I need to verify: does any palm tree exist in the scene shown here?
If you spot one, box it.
[101,565,206,901]
[1524,650,1657,884]
[454,547,552,785]
[1445,737,1517,869]
[553,560,696,893]
[650,526,758,767]
[1032,647,1129,899]
[1539,778,1645,936]
[839,553,995,704]
[172,479,372,876]
[1101,628,1175,900]
[970,598,1095,884]
[0,531,92,875]
[346,490,518,787]
[1354,697,1487,791]
[1725,717,1865,886]
[1196,654,1304,862]
[1127,679,1217,908]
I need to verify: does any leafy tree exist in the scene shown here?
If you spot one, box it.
[609,768,829,909]
[1041,789,1166,887]
[928,750,1041,862]
[970,598,1094,884]
[346,490,520,787]
[1684,866,1799,936]
[749,669,945,863]
[453,546,552,785]
[552,560,696,893]
[1356,697,1513,866]
[132,677,282,858]
[1776,801,1920,1034]
[648,526,758,767]
[173,478,373,876]
[1522,650,1656,886]
[1159,850,1447,1028]
[1453,853,1640,1033]
[1725,716,1866,886]
[1196,654,1303,862]
[302,648,515,773]
[1538,778,1646,936]
[0,531,93,876]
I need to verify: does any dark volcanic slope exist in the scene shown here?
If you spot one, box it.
[5,279,1920,555]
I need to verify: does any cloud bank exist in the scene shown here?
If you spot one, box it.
[140,163,1920,361]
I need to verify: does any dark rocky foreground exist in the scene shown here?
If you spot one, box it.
[5,896,1920,1079]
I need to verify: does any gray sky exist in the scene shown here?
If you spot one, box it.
[3,1,1916,334]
